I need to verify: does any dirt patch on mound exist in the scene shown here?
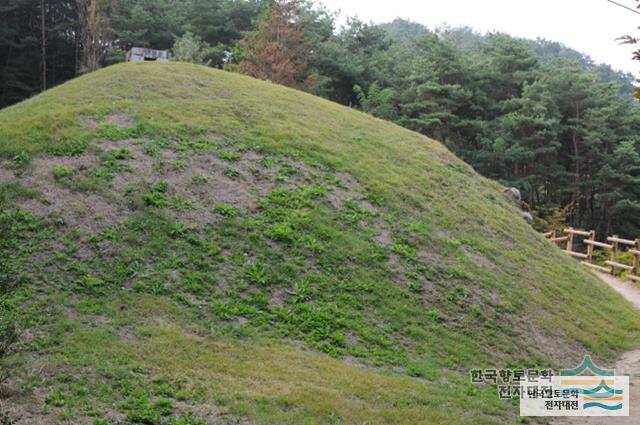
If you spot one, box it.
[463,248,495,270]
[21,191,127,232]
[161,151,262,213]
[9,138,385,234]
[18,155,127,232]
[106,113,134,128]
[0,167,14,182]
[26,153,99,177]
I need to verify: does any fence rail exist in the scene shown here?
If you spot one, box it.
[544,227,640,283]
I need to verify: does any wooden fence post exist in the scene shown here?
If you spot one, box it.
[586,231,595,265]
[610,235,618,275]
[552,229,639,278]
[631,239,640,283]
[566,228,574,255]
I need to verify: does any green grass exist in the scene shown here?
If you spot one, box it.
[52,165,74,180]
[1,62,640,424]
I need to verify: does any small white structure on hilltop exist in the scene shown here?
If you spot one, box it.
[126,47,169,63]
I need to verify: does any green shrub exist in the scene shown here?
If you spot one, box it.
[213,204,240,217]
[0,306,18,383]
[52,165,74,179]
[218,151,242,162]
[172,32,211,65]
[190,175,210,185]
[223,167,240,178]
[169,413,206,425]
[94,123,142,141]
[0,211,40,385]
[173,159,188,170]
[143,181,169,207]
[392,243,416,259]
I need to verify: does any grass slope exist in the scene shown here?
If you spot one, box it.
[1,62,639,424]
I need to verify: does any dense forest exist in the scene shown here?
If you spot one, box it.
[2,0,640,237]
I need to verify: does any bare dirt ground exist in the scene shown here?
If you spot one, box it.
[553,272,640,425]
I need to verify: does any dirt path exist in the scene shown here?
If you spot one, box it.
[596,272,640,310]
[554,272,640,425]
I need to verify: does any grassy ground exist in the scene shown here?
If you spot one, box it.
[1,62,640,424]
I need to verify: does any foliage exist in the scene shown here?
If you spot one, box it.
[596,140,640,236]
[172,31,211,65]
[354,81,397,120]
[0,210,42,384]
[0,212,18,345]
[0,304,17,384]
[52,165,74,179]
[111,0,190,50]
[0,0,78,106]
[312,17,391,105]
[618,0,640,99]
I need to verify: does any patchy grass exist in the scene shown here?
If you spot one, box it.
[51,165,74,180]
[9,293,507,424]
[218,151,242,162]
[1,62,640,424]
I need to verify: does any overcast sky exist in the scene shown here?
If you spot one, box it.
[320,0,640,75]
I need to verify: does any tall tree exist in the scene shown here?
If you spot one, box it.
[238,0,315,89]
[76,0,112,73]
[172,31,210,64]
[394,32,470,145]
[485,79,561,205]
[111,0,189,51]
[312,17,391,104]
[597,140,640,235]
[40,0,47,90]
[0,0,78,107]
[353,81,397,120]
[618,0,640,99]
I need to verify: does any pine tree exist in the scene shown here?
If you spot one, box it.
[394,33,470,145]
[597,140,640,235]
[353,81,397,120]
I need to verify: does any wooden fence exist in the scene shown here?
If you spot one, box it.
[543,228,640,283]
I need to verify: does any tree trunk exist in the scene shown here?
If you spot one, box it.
[76,0,109,74]
[41,0,47,91]
[570,103,581,224]
[75,28,80,75]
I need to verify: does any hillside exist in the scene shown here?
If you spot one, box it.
[1,62,639,424]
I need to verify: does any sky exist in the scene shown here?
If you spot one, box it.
[320,0,640,75]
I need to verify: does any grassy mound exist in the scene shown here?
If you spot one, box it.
[1,62,639,424]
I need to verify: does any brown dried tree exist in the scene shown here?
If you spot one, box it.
[239,0,315,90]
